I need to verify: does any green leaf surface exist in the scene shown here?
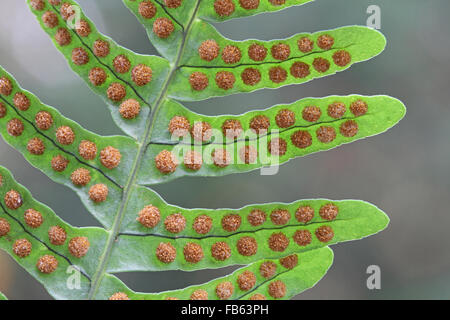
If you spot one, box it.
[0,292,7,300]
[137,95,405,185]
[0,166,108,299]
[96,247,333,300]
[169,24,386,101]
[106,185,388,272]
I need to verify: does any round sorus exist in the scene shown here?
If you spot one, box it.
[211,241,231,261]
[137,205,161,228]
[316,126,336,143]
[269,0,286,5]
[183,242,204,264]
[271,43,290,61]
[302,105,322,122]
[100,146,122,169]
[239,145,257,164]
[222,119,243,140]
[214,0,235,16]
[212,149,231,168]
[340,120,358,137]
[7,119,24,137]
[24,209,43,228]
[139,1,157,19]
[37,255,58,274]
[165,297,179,300]
[120,99,141,119]
[222,45,242,64]
[293,229,312,246]
[27,138,45,155]
[56,126,75,145]
[190,290,208,300]
[4,190,23,210]
[155,150,178,174]
[0,174,2,186]
[216,282,234,300]
[13,93,30,111]
[313,57,330,73]
[0,218,10,237]
[109,292,130,300]
[276,109,295,128]
[132,64,152,86]
[239,0,259,10]
[78,140,97,160]
[199,40,220,61]
[333,50,351,67]
[93,39,110,57]
[42,11,59,28]
[297,37,314,53]
[107,83,127,102]
[88,184,109,203]
[51,155,69,172]
[215,71,235,90]
[168,116,190,138]
[350,100,368,117]
[259,261,277,278]
[250,115,270,134]
[241,68,261,86]
[291,130,312,149]
[268,280,286,299]
[153,18,174,38]
[164,213,186,234]
[13,239,32,258]
[70,168,91,186]
[75,20,91,37]
[238,271,256,291]
[280,254,298,269]
[270,209,291,225]
[237,236,258,256]
[328,102,346,119]
[268,138,287,156]
[189,72,209,91]
[89,67,107,86]
[268,232,289,252]
[315,225,334,243]
[269,67,287,83]
[317,34,334,50]
[68,236,90,258]
[247,209,266,226]
[60,3,75,21]
[248,43,267,61]
[113,55,131,74]
[295,205,314,223]
[48,226,67,245]
[35,111,53,130]
[250,294,266,300]
[191,121,212,142]
[193,215,212,235]
[0,102,6,118]
[54,28,71,46]
[48,0,61,5]
[165,0,182,8]
[222,214,241,232]
[30,0,45,10]
[184,150,203,171]
[319,203,339,221]
[72,47,89,66]
[156,242,177,263]
[290,61,310,78]
[0,77,13,96]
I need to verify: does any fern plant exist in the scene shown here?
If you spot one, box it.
[0,0,405,300]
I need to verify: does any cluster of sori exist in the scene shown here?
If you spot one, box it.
[188,34,351,91]
[214,0,299,18]
[0,73,123,204]
[0,174,90,275]
[152,99,368,174]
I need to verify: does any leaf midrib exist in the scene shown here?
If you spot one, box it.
[86,0,203,300]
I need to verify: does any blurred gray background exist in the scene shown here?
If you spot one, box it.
[1,0,449,299]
